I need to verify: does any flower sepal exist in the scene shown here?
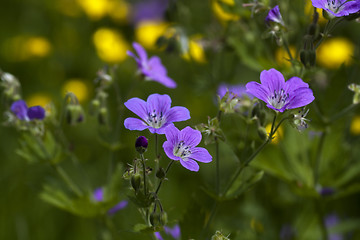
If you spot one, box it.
[196,116,225,145]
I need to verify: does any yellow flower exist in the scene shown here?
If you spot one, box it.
[317,38,354,68]
[26,93,52,107]
[305,0,327,24]
[350,115,360,135]
[25,37,52,57]
[266,123,283,144]
[275,46,296,68]
[93,28,129,63]
[212,0,239,23]
[182,36,206,64]
[135,21,169,49]
[107,0,129,23]
[76,0,108,20]
[62,79,89,102]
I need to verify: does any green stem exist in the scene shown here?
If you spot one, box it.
[314,199,329,240]
[140,153,147,195]
[314,131,326,187]
[329,104,358,123]
[215,138,220,195]
[155,160,174,195]
[53,164,82,197]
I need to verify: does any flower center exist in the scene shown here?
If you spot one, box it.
[146,109,165,128]
[326,0,341,12]
[268,88,289,110]
[173,141,192,159]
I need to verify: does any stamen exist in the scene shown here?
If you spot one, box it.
[173,141,192,159]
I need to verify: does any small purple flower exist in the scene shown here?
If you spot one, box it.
[217,83,253,99]
[155,224,181,240]
[127,42,177,88]
[131,0,169,25]
[10,100,45,121]
[246,69,315,112]
[108,200,128,215]
[163,125,212,172]
[124,94,190,134]
[154,232,164,240]
[311,0,360,17]
[265,5,285,26]
[93,187,104,202]
[319,186,335,196]
[325,214,344,240]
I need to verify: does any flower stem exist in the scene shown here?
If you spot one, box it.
[314,131,326,187]
[314,199,329,240]
[155,160,174,195]
[329,104,358,123]
[53,164,82,197]
[140,153,148,195]
[215,138,220,195]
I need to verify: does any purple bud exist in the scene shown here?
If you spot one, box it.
[27,106,46,120]
[93,188,104,202]
[135,136,148,154]
[10,100,28,120]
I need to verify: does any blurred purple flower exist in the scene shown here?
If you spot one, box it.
[311,0,360,17]
[131,0,169,25]
[319,186,335,196]
[325,214,344,240]
[246,69,315,112]
[11,100,45,121]
[93,187,104,202]
[280,224,296,240]
[155,224,181,240]
[217,83,253,99]
[93,188,128,215]
[124,93,190,134]
[108,201,128,215]
[163,125,212,172]
[265,5,285,26]
[127,42,177,88]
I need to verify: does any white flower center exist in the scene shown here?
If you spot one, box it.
[173,141,192,159]
[326,0,344,13]
[268,88,289,110]
[146,109,165,128]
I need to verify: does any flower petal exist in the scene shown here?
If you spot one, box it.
[124,117,149,131]
[246,82,270,103]
[190,147,212,163]
[147,93,171,115]
[148,56,167,76]
[286,88,315,110]
[108,200,128,215]
[166,106,190,123]
[163,140,181,161]
[10,100,28,120]
[180,126,202,147]
[311,0,327,9]
[132,42,148,63]
[164,124,180,146]
[260,68,285,94]
[180,159,199,172]
[283,77,309,94]
[337,1,360,16]
[27,106,46,120]
[152,75,177,88]
[124,97,148,120]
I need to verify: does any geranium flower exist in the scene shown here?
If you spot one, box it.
[163,125,212,172]
[155,224,181,240]
[124,94,190,134]
[265,5,285,26]
[10,100,45,121]
[311,0,360,17]
[246,69,315,112]
[127,42,177,88]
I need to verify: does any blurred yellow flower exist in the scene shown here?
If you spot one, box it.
[317,38,354,68]
[182,36,206,63]
[26,93,52,107]
[135,21,169,49]
[266,123,283,144]
[275,46,296,68]
[62,79,89,102]
[107,0,129,23]
[350,115,360,135]
[212,0,239,23]
[93,28,129,63]
[76,0,108,20]
[305,0,327,24]
[2,36,51,61]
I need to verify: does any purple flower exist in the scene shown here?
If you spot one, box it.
[246,69,315,112]
[108,200,128,215]
[325,214,344,240]
[93,187,104,202]
[319,186,335,196]
[124,93,190,134]
[127,42,177,88]
[217,83,253,99]
[163,125,212,172]
[311,0,360,17]
[10,100,45,121]
[155,224,181,240]
[131,0,169,25]
[265,5,285,26]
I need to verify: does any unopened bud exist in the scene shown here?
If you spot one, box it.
[89,99,100,115]
[66,104,85,125]
[156,167,166,179]
[135,136,148,154]
[98,107,108,125]
[131,173,141,192]
[257,127,268,141]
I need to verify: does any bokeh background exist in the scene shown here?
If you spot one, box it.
[1,0,360,239]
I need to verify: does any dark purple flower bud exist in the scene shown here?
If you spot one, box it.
[93,188,104,202]
[10,100,28,120]
[265,5,285,27]
[319,187,335,197]
[107,200,128,215]
[135,136,148,153]
[27,106,46,120]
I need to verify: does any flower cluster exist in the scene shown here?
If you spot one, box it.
[11,100,45,121]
